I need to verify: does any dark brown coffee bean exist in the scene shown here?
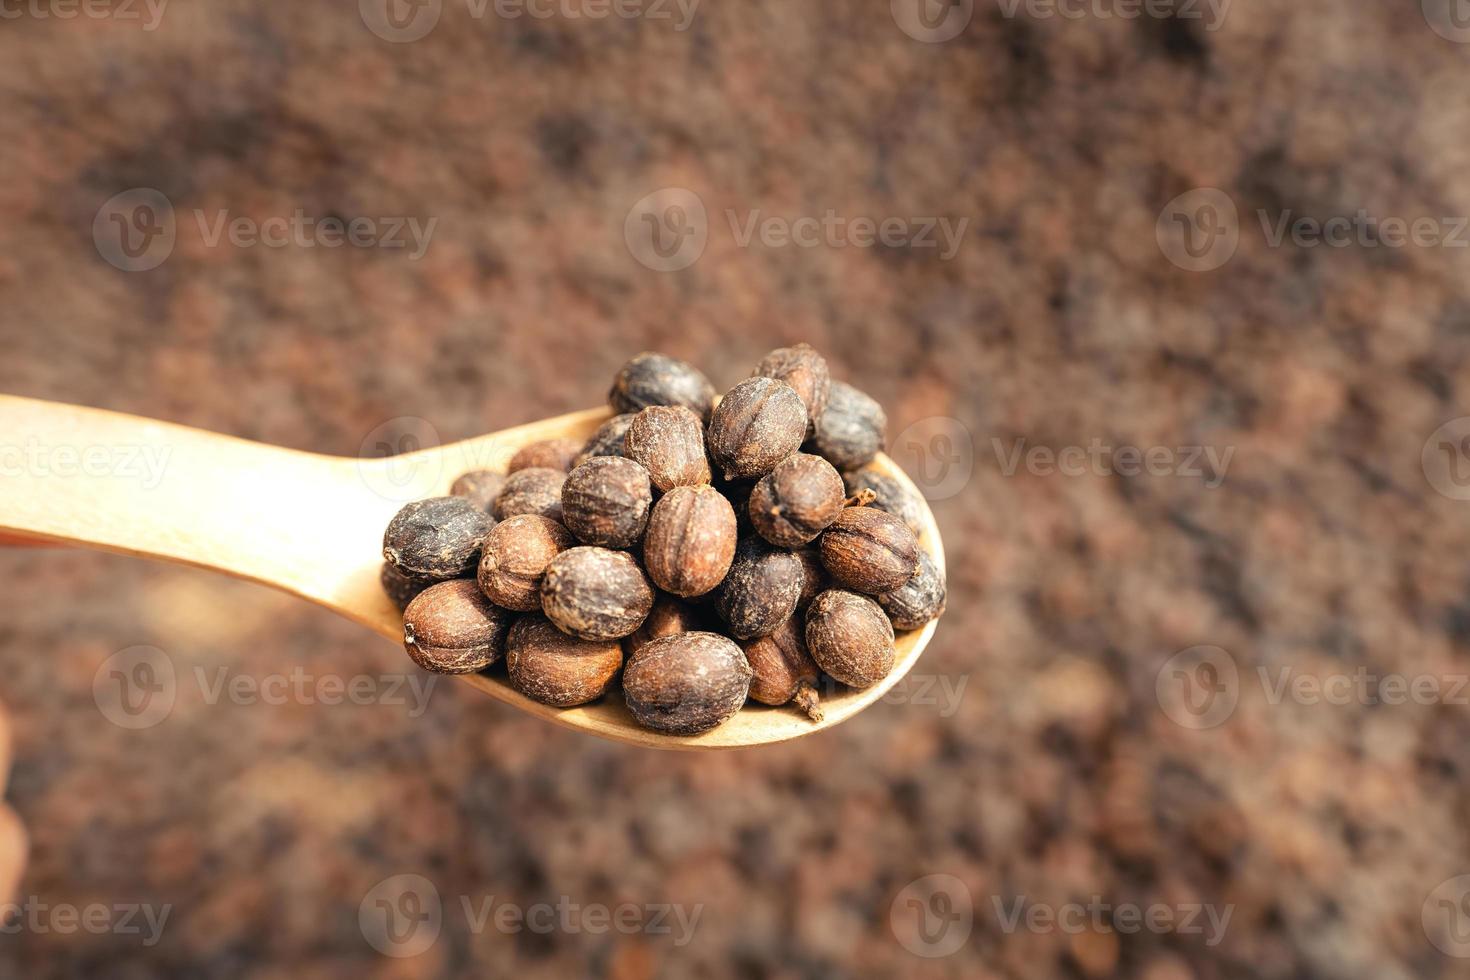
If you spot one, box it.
[623,632,752,735]
[625,593,704,658]
[643,485,737,597]
[805,589,895,688]
[509,438,581,474]
[449,470,506,514]
[541,546,654,640]
[575,413,636,467]
[505,615,623,707]
[878,551,947,629]
[754,343,830,436]
[715,537,803,639]
[819,506,919,593]
[706,377,808,481]
[380,563,439,612]
[843,466,925,536]
[477,515,576,612]
[808,380,886,471]
[403,579,510,674]
[383,496,492,579]
[493,467,566,523]
[793,547,829,609]
[741,616,822,721]
[609,352,717,421]
[748,452,845,548]
[560,456,653,548]
[623,405,711,492]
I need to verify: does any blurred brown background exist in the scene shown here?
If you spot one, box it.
[3,1,1470,977]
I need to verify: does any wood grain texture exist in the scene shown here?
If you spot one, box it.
[0,395,943,750]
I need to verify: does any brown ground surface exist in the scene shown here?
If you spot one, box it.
[2,1,1470,977]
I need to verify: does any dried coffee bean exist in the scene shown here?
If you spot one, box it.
[623,632,752,735]
[843,466,925,536]
[505,615,623,707]
[741,616,823,721]
[809,380,886,470]
[541,546,655,640]
[878,551,947,629]
[748,452,845,548]
[623,406,711,491]
[561,456,653,548]
[403,579,510,674]
[805,589,895,688]
[643,485,737,597]
[381,563,438,612]
[755,343,830,436]
[383,496,492,579]
[493,467,566,523]
[715,537,803,639]
[819,506,919,594]
[609,352,717,421]
[510,438,580,474]
[625,593,703,657]
[575,413,636,467]
[706,377,808,480]
[793,547,829,609]
[450,470,505,514]
[477,515,575,611]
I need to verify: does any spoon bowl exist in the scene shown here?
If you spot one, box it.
[0,395,943,749]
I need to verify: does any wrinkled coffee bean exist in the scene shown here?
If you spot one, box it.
[748,452,845,548]
[706,377,808,481]
[623,405,711,492]
[609,352,717,421]
[642,485,738,597]
[561,456,653,549]
[381,563,439,612]
[805,589,895,688]
[625,593,704,657]
[819,506,919,594]
[477,515,576,612]
[715,537,803,639]
[575,413,636,467]
[741,616,823,721]
[384,496,492,579]
[541,546,655,640]
[505,615,623,707]
[623,632,752,735]
[450,470,506,514]
[878,551,947,629]
[510,438,580,474]
[843,465,925,536]
[494,467,566,523]
[754,343,829,437]
[809,380,886,470]
[403,580,510,674]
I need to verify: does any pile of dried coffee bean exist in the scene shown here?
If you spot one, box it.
[379,347,946,736]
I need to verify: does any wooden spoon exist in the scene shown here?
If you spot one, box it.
[0,395,944,749]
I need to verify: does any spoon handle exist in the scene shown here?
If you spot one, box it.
[0,395,396,611]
